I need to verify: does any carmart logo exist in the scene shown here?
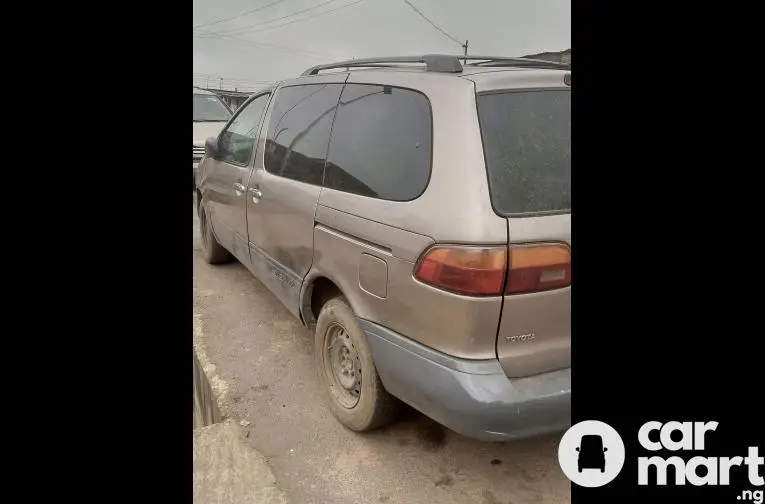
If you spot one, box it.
[558,420,764,492]
[557,420,626,487]
[637,421,763,487]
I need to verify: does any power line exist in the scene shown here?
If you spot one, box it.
[402,0,463,47]
[193,73,272,83]
[193,79,266,92]
[227,0,366,36]
[194,84,261,92]
[192,74,276,87]
[194,33,348,59]
[193,79,268,87]
[192,75,274,88]
[193,0,291,30]
[197,0,344,37]
[197,0,366,38]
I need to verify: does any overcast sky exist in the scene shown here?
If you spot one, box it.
[193,0,570,91]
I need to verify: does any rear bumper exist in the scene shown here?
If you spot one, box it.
[360,319,570,441]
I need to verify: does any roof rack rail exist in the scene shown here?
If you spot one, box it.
[301,54,569,76]
[301,55,463,76]
[464,56,570,70]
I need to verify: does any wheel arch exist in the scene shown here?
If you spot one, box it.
[300,271,349,330]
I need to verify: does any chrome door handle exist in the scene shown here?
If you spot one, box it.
[232,182,246,195]
[248,187,263,203]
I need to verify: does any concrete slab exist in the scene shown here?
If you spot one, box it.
[194,419,288,504]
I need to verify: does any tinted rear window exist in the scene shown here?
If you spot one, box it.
[324,84,432,201]
[477,90,570,215]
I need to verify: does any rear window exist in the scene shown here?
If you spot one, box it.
[324,84,432,201]
[477,90,570,215]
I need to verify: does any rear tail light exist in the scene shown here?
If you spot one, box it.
[414,246,506,296]
[506,244,571,294]
[414,243,571,296]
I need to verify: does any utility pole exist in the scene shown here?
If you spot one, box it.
[219,78,223,90]
[462,40,468,64]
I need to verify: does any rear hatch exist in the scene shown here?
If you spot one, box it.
[476,86,571,378]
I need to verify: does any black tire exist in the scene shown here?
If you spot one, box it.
[198,204,232,264]
[315,296,400,432]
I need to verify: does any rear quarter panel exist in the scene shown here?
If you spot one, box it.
[498,214,571,377]
[310,204,505,359]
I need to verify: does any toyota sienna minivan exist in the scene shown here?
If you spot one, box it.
[195,54,571,441]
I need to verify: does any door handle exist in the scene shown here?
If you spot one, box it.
[232,182,246,195]
[248,187,263,203]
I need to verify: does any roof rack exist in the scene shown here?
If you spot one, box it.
[463,56,570,70]
[301,54,569,76]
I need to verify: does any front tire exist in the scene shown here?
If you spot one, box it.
[315,296,400,432]
[198,204,232,264]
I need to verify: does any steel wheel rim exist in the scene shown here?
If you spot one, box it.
[323,322,362,408]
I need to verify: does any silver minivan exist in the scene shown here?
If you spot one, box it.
[195,55,571,441]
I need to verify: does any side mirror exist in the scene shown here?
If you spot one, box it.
[204,137,220,159]
[603,447,608,452]
[575,447,580,452]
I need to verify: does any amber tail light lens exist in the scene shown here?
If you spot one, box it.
[414,246,507,296]
[506,244,571,294]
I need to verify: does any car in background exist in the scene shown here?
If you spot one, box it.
[193,88,233,189]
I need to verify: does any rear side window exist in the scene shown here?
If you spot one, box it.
[264,84,344,186]
[324,84,432,201]
[477,90,570,215]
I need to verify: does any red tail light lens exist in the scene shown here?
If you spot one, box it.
[415,246,506,296]
[506,244,571,294]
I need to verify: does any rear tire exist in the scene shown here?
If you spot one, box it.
[315,296,400,432]
[198,204,232,264]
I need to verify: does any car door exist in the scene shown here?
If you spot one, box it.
[245,81,345,318]
[204,92,271,261]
